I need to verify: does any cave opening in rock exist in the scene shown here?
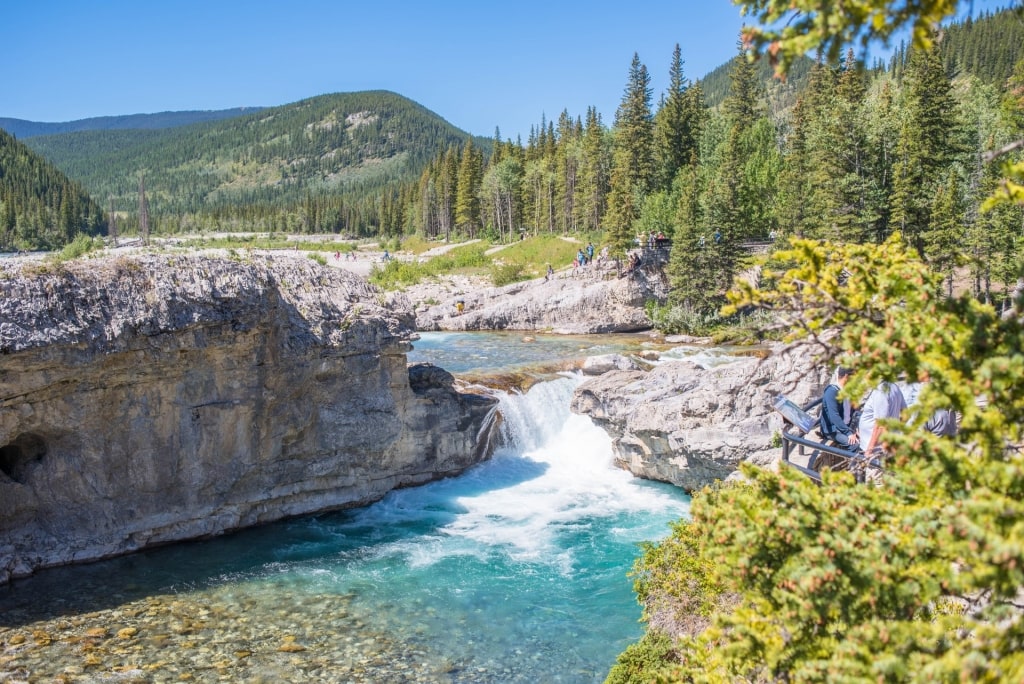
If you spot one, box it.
[0,433,47,483]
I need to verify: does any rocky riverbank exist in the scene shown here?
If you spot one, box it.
[571,346,828,492]
[0,253,498,584]
[414,261,669,334]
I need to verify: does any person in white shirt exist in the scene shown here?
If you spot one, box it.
[858,381,908,456]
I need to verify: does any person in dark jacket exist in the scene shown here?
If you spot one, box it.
[820,367,860,451]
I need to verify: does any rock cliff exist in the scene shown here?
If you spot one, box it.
[570,347,828,492]
[0,253,498,584]
[414,264,668,334]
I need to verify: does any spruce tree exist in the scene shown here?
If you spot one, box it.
[576,107,609,234]
[890,38,958,255]
[455,140,482,236]
[605,53,656,253]
[654,44,699,192]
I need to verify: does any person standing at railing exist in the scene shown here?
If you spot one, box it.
[820,367,860,451]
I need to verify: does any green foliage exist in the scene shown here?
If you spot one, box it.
[637,236,1024,681]
[736,0,962,78]
[1,108,262,139]
[307,252,327,266]
[53,233,100,262]
[489,262,527,287]
[605,53,657,254]
[604,630,677,684]
[495,234,588,271]
[368,242,492,290]
[646,301,722,335]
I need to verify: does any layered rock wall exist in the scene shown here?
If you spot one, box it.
[0,254,497,584]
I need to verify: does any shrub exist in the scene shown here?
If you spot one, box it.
[55,233,99,262]
[490,262,527,287]
[605,631,677,684]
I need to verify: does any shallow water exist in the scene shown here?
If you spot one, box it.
[0,333,708,683]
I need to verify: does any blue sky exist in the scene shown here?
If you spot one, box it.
[3,0,1012,141]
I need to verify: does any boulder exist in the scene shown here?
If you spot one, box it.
[581,353,644,376]
[570,346,828,492]
[0,253,498,584]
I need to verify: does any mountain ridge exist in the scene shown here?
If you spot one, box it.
[0,108,267,139]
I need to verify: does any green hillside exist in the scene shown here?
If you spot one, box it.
[0,128,105,251]
[26,91,491,236]
[699,53,814,116]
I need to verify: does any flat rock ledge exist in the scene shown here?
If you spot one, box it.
[414,264,669,333]
[570,346,828,492]
[0,253,498,584]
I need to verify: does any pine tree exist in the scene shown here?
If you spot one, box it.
[605,53,656,253]
[924,168,965,295]
[138,174,150,245]
[890,38,958,254]
[654,44,700,192]
[455,140,482,236]
[576,107,610,234]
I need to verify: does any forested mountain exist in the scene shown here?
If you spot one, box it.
[699,53,814,116]
[25,91,489,237]
[938,7,1024,83]
[0,129,105,250]
[0,108,265,139]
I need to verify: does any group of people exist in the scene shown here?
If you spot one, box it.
[817,367,958,477]
[636,232,668,250]
[575,242,596,267]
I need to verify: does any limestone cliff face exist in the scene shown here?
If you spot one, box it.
[0,253,497,584]
[570,348,828,492]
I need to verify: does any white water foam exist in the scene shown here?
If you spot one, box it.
[350,374,689,571]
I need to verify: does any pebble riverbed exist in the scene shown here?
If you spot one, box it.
[0,582,533,683]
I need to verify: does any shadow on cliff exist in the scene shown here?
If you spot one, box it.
[0,451,548,628]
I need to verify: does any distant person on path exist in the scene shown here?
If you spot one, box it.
[586,242,594,263]
[577,248,587,267]
[545,264,554,281]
